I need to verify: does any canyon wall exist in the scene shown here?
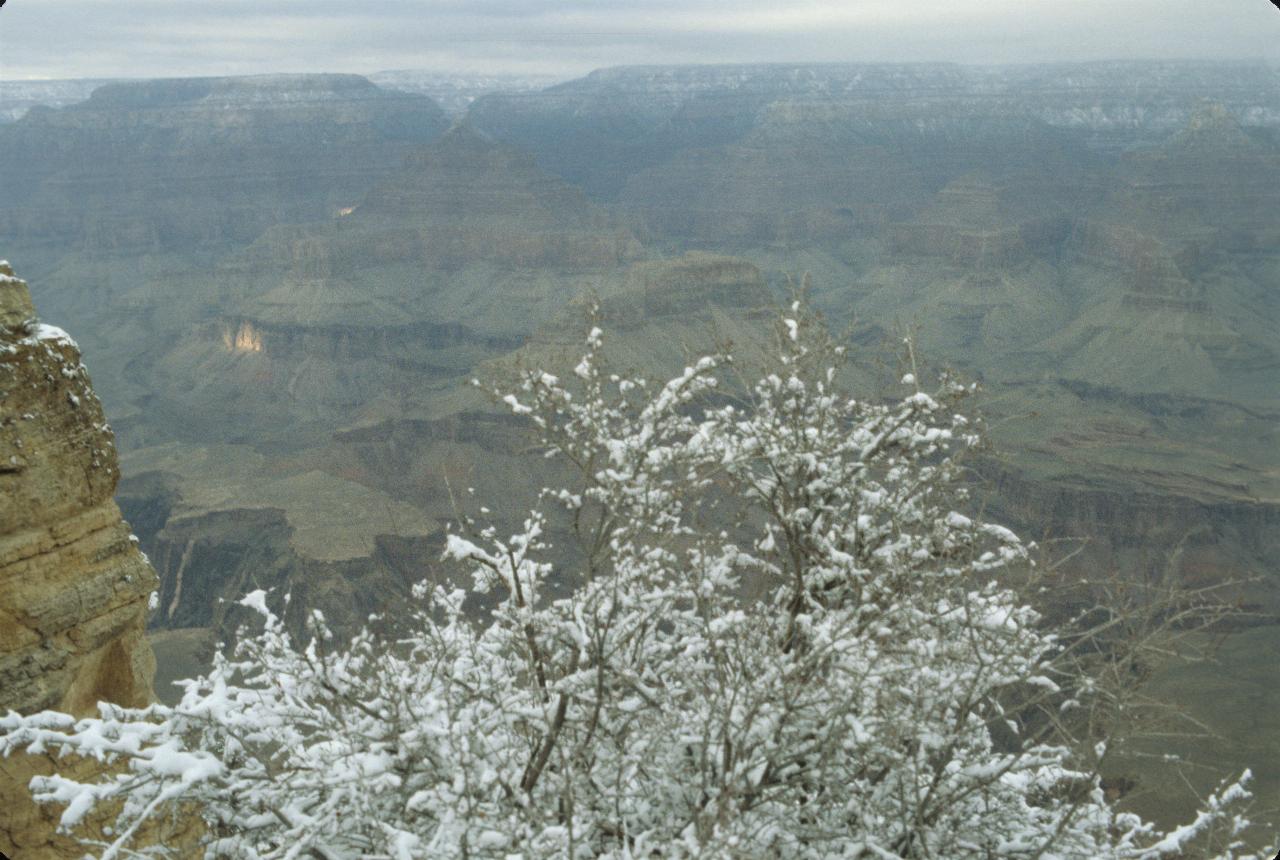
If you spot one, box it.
[0,261,166,856]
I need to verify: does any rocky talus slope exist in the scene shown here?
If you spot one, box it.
[0,262,173,855]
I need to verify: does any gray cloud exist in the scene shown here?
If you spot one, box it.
[0,0,1277,81]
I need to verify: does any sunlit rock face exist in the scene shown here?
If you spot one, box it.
[222,320,265,354]
[0,262,168,856]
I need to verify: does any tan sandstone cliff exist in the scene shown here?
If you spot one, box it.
[0,260,162,856]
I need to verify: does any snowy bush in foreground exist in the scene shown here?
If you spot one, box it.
[1,305,1272,859]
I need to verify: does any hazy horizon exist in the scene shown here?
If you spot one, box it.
[5,56,1280,87]
[0,0,1277,82]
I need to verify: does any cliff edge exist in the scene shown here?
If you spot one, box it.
[0,260,160,855]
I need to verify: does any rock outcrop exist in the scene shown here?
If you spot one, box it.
[0,261,161,856]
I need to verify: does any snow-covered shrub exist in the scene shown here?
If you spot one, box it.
[1,305,1272,859]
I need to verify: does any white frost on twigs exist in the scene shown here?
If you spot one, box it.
[0,307,1270,860]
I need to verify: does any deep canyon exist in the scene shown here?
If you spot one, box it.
[1,60,1277,831]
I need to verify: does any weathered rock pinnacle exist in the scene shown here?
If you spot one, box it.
[0,263,164,856]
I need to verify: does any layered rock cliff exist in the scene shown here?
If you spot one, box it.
[0,261,160,856]
[0,74,449,255]
[472,61,1280,201]
[131,123,642,449]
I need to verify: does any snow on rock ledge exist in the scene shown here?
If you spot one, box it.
[0,260,36,328]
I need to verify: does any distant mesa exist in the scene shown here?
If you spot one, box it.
[0,72,451,255]
[81,73,399,110]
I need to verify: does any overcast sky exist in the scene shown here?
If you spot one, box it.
[0,0,1277,81]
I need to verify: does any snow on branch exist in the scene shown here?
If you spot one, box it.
[1,302,1272,859]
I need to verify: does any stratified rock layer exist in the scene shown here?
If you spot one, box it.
[0,261,160,856]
